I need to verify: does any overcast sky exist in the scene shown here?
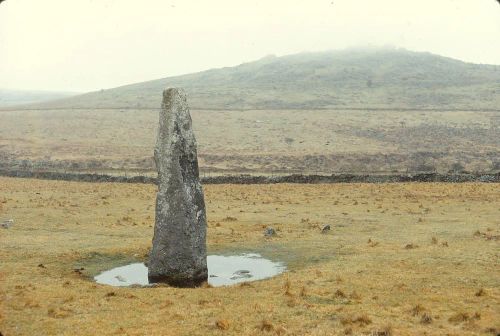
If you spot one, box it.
[1,0,499,92]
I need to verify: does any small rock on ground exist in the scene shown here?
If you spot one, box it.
[1,219,14,229]
[264,227,276,237]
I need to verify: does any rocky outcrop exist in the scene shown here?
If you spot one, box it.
[148,88,208,287]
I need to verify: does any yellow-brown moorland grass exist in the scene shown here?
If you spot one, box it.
[0,177,499,335]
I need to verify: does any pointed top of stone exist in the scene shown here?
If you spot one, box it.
[155,87,198,185]
[162,87,186,106]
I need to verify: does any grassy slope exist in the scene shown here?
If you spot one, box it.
[30,47,500,110]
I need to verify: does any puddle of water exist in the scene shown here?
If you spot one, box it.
[94,253,286,287]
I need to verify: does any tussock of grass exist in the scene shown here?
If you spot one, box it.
[349,291,361,300]
[475,288,486,297]
[410,304,425,316]
[215,319,230,330]
[474,230,500,241]
[448,312,480,323]
[334,289,347,298]
[341,314,372,326]
[484,327,498,334]
[370,325,393,336]
[275,325,287,335]
[420,313,433,324]
[160,300,174,309]
[238,282,253,288]
[260,319,274,332]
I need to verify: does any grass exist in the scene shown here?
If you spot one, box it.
[0,108,498,174]
[0,177,499,335]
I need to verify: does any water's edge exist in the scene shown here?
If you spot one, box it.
[94,254,286,287]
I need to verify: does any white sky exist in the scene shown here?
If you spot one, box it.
[1,0,499,92]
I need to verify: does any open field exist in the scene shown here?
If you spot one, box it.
[1,177,499,335]
[0,109,498,174]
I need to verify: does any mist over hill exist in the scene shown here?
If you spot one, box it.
[24,47,500,111]
[0,89,77,107]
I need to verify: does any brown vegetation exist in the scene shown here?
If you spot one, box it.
[0,109,498,175]
[0,178,499,335]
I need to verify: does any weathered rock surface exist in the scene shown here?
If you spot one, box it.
[148,88,208,287]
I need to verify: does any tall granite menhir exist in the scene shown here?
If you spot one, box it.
[148,88,208,287]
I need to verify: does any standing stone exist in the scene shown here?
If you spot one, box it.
[148,88,208,287]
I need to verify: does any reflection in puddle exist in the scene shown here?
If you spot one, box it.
[94,253,286,287]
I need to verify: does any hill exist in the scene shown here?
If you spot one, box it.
[1,48,499,175]
[27,47,500,110]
